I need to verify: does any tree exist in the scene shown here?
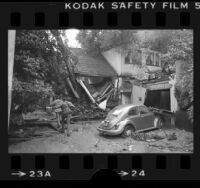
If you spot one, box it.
[166,30,193,123]
[10,30,76,126]
[76,30,139,54]
[140,30,174,53]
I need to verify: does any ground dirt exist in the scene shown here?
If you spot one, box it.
[9,120,193,153]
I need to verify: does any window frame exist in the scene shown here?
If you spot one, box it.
[155,53,160,67]
[128,107,139,116]
[145,52,154,66]
[125,51,132,64]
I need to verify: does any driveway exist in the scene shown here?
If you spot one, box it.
[9,120,193,153]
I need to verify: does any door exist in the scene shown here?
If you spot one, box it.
[127,107,140,126]
[137,106,155,130]
[127,106,143,131]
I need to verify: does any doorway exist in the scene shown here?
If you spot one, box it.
[144,89,170,110]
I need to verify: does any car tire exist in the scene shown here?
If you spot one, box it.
[154,117,164,129]
[121,125,135,138]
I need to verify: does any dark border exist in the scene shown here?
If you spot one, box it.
[0,1,199,180]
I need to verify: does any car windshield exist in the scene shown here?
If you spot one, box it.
[108,105,132,117]
[112,109,123,116]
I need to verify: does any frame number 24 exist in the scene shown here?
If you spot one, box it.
[132,170,145,177]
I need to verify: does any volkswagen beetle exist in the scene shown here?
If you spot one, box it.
[97,104,164,137]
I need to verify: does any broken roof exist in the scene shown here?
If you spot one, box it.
[70,48,117,77]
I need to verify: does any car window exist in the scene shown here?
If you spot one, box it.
[139,106,149,114]
[112,109,123,116]
[128,107,138,116]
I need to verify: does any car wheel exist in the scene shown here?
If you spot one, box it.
[122,125,135,138]
[154,117,164,129]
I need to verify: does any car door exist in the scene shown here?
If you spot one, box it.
[137,106,155,130]
[127,107,141,130]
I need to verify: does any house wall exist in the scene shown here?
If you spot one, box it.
[131,85,147,105]
[102,47,164,106]
[102,47,141,77]
[121,52,142,76]
[168,60,187,112]
[169,78,178,112]
[102,47,162,77]
[121,93,131,104]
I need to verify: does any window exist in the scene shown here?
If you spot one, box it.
[139,106,149,114]
[133,50,142,65]
[145,52,154,66]
[128,107,138,116]
[112,109,123,116]
[125,50,142,65]
[125,51,132,64]
[155,53,160,66]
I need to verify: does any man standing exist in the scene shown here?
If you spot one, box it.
[50,98,75,135]
[60,99,75,135]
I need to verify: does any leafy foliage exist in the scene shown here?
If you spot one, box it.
[76,30,139,54]
[10,30,76,126]
[142,30,193,123]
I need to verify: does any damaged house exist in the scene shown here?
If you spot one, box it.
[71,48,118,110]
[71,46,178,112]
[102,47,178,112]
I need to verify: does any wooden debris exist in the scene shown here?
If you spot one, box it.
[66,77,80,99]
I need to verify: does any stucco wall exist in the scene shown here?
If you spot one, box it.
[102,47,162,77]
[102,47,141,77]
[120,51,141,76]
[169,78,179,112]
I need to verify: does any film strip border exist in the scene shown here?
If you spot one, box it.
[0,2,199,28]
[7,11,194,28]
[0,1,200,180]
[8,154,195,180]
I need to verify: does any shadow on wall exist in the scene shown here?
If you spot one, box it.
[175,110,193,132]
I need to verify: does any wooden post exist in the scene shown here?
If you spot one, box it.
[8,30,16,131]
[66,77,80,99]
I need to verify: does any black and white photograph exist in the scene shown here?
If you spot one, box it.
[8,29,193,153]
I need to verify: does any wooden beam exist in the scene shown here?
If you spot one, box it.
[78,79,96,103]
[66,77,80,99]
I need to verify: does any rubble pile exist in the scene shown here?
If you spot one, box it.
[72,102,109,121]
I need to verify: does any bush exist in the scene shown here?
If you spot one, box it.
[10,77,54,126]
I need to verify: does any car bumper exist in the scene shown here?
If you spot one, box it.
[97,126,123,136]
